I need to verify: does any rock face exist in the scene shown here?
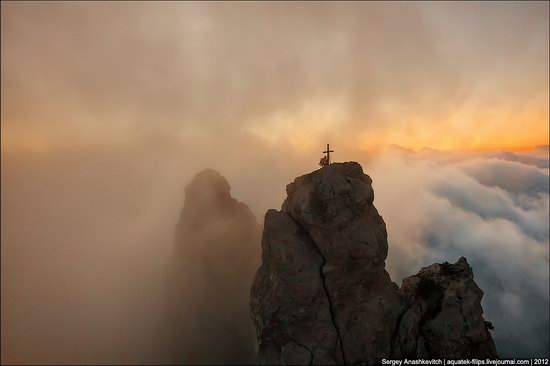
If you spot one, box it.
[250,162,497,364]
[393,257,498,359]
[168,169,261,364]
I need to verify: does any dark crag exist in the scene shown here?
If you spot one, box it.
[250,162,497,364]
[167,169,261,364]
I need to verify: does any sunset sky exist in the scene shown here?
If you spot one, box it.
[1,1,548,154]
[1,2,549,364]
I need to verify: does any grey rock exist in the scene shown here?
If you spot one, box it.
[250,162,497,364]
[393,257,498,359]
[250,209,342,365]
[168,169,261,364]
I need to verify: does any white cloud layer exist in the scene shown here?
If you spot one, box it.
[371,146,549,357]
[1,143,548,362]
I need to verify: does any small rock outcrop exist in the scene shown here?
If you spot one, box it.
[250,162,497,364]
[168,169,261,364]
[393,257,498,359]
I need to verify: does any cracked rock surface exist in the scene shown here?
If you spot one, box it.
[250,162,497,364]
[392,257,498,359]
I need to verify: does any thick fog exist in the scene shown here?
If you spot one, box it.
[1,1,548,364]
[2,143,548,363]
[0,136,315,364]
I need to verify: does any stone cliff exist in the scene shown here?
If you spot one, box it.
[168,169,261,364]
[250,162,497,364]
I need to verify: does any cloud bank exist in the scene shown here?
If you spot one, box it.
[1,1,548,362]
[371,146,549,358]
[2,143,547,363]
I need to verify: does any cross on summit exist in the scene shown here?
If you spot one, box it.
[323,144,334,164]
[319,143,334,167]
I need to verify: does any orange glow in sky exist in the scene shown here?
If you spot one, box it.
[1,1,548,155]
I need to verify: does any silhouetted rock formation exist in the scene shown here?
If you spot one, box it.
[250,162,497,364]
[168,169,261,364]
[393,257,498,359]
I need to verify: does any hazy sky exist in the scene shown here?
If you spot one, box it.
[1,1,548,154]
[1,2,549,364]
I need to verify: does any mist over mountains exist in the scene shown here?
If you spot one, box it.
[251,162,497,363]
[167,169,260,364]
[1,144,548,363]
[372,145,549,358]
[1,2,547,363]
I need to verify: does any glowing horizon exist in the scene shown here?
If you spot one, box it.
[1,3,549,363]
[1,2,548,157]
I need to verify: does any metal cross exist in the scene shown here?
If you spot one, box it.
[323,143,334,165]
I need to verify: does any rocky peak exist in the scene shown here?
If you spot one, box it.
[178,169,252,227]
[176,169,258,255]
[282,162,386,270]
[169,169,261,364]
[183,169,231,205]
[250,162,497,364]
[394,257,497,359]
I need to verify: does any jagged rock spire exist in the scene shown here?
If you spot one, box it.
[250,162,497,364]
